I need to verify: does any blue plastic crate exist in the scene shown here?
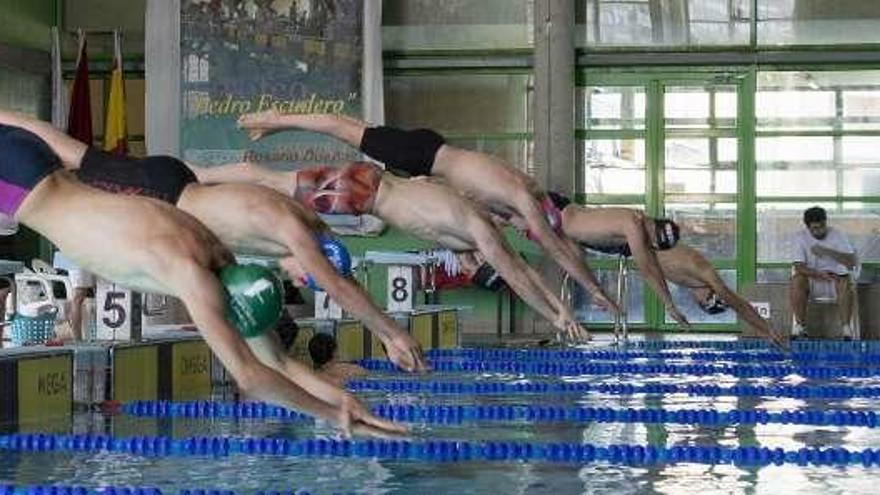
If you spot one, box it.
[10,311,57,346]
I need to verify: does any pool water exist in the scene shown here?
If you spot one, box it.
[3,338,880,494]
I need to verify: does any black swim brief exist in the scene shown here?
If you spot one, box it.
[77,148,198,205]
[0,124,62,216]
[584,242,632,257]
[359,126,445,177]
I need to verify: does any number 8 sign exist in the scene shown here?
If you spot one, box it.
[386,265,413,312]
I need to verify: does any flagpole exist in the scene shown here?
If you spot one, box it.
[50,26,67,131]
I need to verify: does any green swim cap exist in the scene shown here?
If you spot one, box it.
[220,264,284,339]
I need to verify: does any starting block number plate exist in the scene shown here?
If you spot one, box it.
[750,302,771,320]
[387,265,413,312]
[96,279,142,340]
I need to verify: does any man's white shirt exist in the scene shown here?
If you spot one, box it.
[793,227,855,276]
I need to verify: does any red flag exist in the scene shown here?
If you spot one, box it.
[67,33,93,145]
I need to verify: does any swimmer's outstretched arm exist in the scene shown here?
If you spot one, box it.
[238,110,367,147]
[623,212,689,327]
[245,332,407,437]
[702,268,787,349]
[521,200,619,316]
[431,146,618,317]
[273,218,427,372]
[186,161,293,192]
[175,262,407,438]
[246,331,349,403]
[514,248,588,342]
[0,109,87,168]
[466,213,582,338]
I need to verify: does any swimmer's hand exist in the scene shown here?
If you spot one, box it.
[591,291,620,319]
[237,109,284,141]
[339,393,409,439]
[385,333,430,373]
[570,321,591,343]
[667,306,690,329]
[764,328,790,352]
[557,320,590,345]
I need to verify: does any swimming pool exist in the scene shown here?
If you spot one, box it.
[3,336,880,494]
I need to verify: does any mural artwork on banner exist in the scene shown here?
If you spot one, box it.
[180,0,362,169]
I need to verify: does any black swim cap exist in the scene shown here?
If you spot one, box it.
[653,219,680,250]
[471,262,507,291]
[698,292,729,315]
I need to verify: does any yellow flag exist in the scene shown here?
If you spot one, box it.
[103,30,127,155]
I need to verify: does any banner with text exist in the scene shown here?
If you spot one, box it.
[180,0,362,169]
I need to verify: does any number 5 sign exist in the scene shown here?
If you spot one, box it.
[386,265,414,312]
[95,278,143,341]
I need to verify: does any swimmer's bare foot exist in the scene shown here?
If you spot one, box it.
[237,109,284,141]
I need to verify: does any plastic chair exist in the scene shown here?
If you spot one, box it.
[9,307,59,345]
[791,264,860,340]
[14,266,73,322]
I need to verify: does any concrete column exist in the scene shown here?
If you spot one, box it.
[533,0,575,195]
[527,0,576,337]
[362,0,384,125]
[145,0,180,156]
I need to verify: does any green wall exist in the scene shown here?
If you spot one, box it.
[0,0,56,51]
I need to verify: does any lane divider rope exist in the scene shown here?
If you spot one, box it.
[0,486,313,495]
[424,348,880,364]
[2,433,879,467]
[357,359,880,379]
[347,379,880,399]
[120,400,880,428]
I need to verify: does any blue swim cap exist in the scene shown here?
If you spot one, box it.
[306,234,353,291]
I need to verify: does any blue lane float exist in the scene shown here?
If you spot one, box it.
[358,359,880,379]
[618,340,880,353]
[348,379,880,400]
[2,433,880,467]
[120,401,313,421]
[121,400,880,428]
[424,348,880,364]
[0,486,313,495]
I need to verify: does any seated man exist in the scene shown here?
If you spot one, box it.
[193,160,586,342]
[233,110,620,319]
[790,206,858,339]
[309,332,368,388]
[0,110,425,373]
[0,120,403,438]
